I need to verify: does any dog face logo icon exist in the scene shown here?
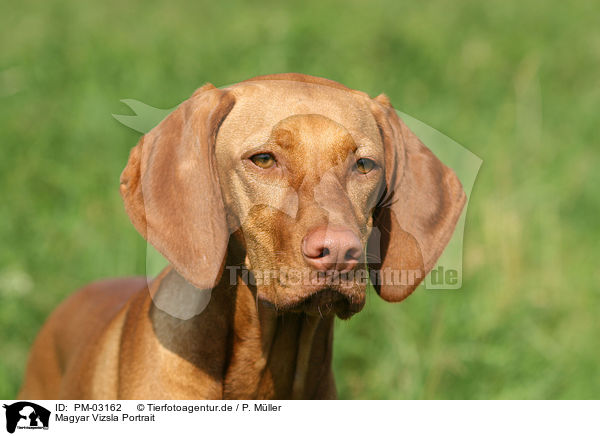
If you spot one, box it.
[2,402,50,433]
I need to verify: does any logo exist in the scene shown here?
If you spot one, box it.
[2,402,50,434]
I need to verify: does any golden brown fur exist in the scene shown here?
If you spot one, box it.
[19,73,465,399]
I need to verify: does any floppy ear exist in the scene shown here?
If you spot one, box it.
[367,94,466,302]
[120,84,235,290]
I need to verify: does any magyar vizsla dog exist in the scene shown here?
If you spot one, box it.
[19,73,465,399]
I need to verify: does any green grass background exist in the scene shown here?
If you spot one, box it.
[1,0,598,399]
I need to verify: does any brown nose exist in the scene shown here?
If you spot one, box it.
[302,225,363,273]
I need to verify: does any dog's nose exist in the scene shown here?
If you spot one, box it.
[302,226,362,273]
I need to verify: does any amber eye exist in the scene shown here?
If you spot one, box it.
[355,158,375,174]
[250,153,276,169]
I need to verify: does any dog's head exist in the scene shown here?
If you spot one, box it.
[120,73,465,319]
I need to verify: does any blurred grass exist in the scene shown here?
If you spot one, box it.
[1,0,599,399]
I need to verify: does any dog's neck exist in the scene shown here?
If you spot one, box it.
[219,240,337,399]
[149,239,337,399]
[220,277,336,399]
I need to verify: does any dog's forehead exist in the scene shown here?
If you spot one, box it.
[216,80,381,152]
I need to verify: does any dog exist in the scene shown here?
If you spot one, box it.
[18,73,465,399]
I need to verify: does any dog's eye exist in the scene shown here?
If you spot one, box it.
[250,153,276,169]
[355,158,375,174]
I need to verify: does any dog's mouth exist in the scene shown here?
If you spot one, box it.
[261,285,365,320]
[292,288,364,319]
[252,265,369,319]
